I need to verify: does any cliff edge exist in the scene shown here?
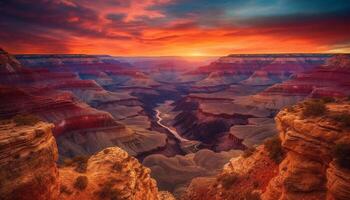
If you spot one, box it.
[184,99,350,200]
[0,117,174,200]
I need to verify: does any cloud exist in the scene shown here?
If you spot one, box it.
[0,0,349,55]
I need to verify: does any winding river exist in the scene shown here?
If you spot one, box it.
[155,109,189,142]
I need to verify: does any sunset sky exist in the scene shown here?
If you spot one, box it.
[1,0,350,56]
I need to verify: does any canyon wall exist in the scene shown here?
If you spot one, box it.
[262,101,350,200]
[0,119,173,200]
[184,100,350,200]
[0,121,59,200]
[0,48,169,160]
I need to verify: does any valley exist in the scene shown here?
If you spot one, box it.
[1,48,350,199]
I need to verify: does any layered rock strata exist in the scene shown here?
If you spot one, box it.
[262,102,350,200]
[184,101,350,200]
[0,121,59,200]
[0,120,172,200]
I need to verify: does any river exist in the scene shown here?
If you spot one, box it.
[155,109,189,142]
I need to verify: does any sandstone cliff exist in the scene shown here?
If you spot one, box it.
[182,146,278,200]
[0,121,60,200]
[184,100,350,200]
[59,147,162,200]
[0,119,173,200]
[262,101,350,200]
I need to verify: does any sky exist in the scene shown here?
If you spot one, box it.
[1,0,350,56]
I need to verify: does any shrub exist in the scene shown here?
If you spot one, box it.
[332,143,350,169]
[321,96,335,103]
[286,106,295,112]
[96,179,122,200]
[71,156,89,173]
[74,176,88,190]
[331,113,350,128]
[62,155,89,173]
[103,148,110,154]
[217,172,239,189]
[13,114,41,126]
[0,119,11,125]
[60,185,73,195]
[264,136,284,163]
[253,181,259,188]
[302,100,327,117]
[244,191,261,200]
[112,162,123,171]
[243,147,256,158]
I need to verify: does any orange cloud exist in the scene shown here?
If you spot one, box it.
[1,0,349,56]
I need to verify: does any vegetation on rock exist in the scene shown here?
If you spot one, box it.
[216,172,239,189]
[243,147,256,158]
[96,179,122,200]
[74,176,88,190]
[13,114,41,126]
[244,191,261,200]
[332,143,350,169]
[302,100,327,117]
[60,185,72,195]
[63,156,89,173]
[321,96,335,103]
[331,113,350,128]
[264,136,284,163]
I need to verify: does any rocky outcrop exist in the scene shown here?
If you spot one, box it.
[0,48,168,160]
[0,121,60,200]
[182,146,278,200]
[0,48,22,72]
[0,120,172,200]
[59,147,163,200]
[143,149,242,196]
[262,101,350,200]
[184,100,350,200]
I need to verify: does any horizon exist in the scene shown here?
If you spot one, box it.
[1,0,350,56]
[13,52,350,57]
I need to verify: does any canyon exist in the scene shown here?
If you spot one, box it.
[1,47,350,199]
[183,100,350,200]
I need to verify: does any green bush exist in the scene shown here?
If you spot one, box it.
[74,176,88,190]
[302,100,327,117]
[217,172,239,189]
[331,113,350,128]
[264,136,284,164]
[332,143,350,169]
[13,114,41,126]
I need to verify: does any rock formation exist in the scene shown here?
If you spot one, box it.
[184,100,350,200]
[0,119,173,200]
[0,121,60,200]
[262,101,350,200]
[0,48,169,160]
[143,149,242,197]
[59,147,161,200]
[182,146,278,200]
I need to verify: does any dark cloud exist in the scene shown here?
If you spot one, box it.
[106,13,127,21]
[0,0,131,43]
